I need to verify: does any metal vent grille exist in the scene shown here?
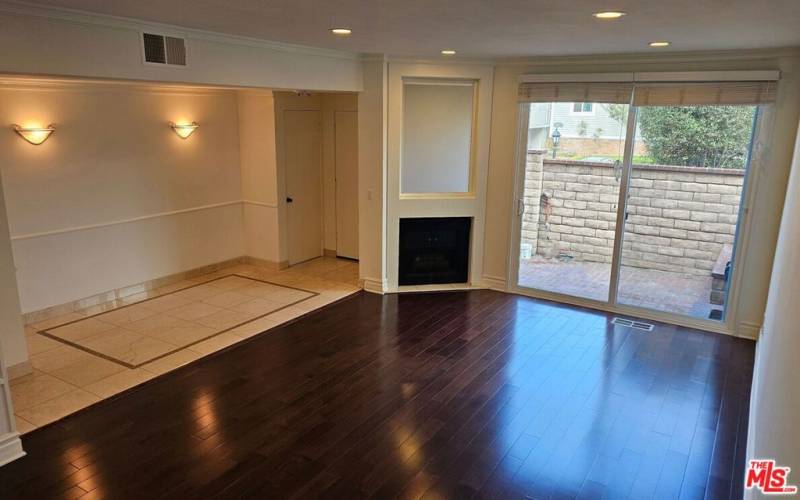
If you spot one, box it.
[165,36,186,65]
[142,33,186,66]
[142,33,166,64]
[611,317,655,331]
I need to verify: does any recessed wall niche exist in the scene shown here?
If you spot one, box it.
[401,79,476,195]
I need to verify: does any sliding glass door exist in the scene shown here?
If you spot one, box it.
[616,103,758,320]
[517,100,629,301]
[513,78,772,325]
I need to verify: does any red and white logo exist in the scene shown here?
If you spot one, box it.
[746,459,798,495]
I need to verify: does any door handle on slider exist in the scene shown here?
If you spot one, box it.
[286,197,293,203]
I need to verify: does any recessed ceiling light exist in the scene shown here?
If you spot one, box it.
[592,11,626,19]
[649,41,671,47]
[441,49,456,55]
[330,28,352,36]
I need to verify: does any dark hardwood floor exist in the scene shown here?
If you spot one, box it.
[1,290,754,499]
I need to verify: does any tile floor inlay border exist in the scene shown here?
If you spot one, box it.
[37,274,319,369]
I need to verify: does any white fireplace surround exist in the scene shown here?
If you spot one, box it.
[384,62,494,292]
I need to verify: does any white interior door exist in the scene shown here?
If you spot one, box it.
[285,110,323,265]
[335,111,359,260]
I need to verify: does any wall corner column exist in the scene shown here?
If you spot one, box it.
[358,56,389,292]
[0,172,26,466]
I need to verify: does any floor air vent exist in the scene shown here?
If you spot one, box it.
[142,33,186,66]
[611,317,655,331]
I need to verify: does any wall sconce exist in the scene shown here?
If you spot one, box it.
[169,121,199,139]
[13,124,55,145]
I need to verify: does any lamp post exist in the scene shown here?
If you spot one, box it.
[551,126,561,159]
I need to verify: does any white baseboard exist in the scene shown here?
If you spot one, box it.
[744,336,763,475]
[7,361,32,381]
[738,321,762,340]
[242,256,287,270]
[482,274,508,292]
[0,432,25,467]
[361,278,386,294]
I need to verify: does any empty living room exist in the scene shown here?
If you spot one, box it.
[0,1,799,498]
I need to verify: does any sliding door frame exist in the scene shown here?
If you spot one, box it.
[506,70,778,337]
[606,96,638,308]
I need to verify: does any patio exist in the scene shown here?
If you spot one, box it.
[518,256,715,318]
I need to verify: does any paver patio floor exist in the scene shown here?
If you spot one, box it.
[519,257,716,319]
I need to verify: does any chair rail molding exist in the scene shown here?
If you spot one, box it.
[10,200,268,241]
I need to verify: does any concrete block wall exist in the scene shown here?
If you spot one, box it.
[521,154,744,276]
[520,150,546,255]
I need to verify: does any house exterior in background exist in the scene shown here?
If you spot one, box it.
[528,102,645,159]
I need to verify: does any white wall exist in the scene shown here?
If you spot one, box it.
[482,50,800,337]
[237,90,281,264]
[0,81,245,313]
[745,123,800,498]
[0,4,362,92]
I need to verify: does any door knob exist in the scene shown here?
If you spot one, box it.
[286,197,293,203]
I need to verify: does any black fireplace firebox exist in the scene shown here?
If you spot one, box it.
[398,217,471,286]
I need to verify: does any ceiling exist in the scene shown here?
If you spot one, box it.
[27,0,800,58]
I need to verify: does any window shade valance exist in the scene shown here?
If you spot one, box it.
[518,82,633,104]
[632,81,777,106]
[518,80,776,105]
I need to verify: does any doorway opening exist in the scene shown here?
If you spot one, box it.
[276,92,359,268]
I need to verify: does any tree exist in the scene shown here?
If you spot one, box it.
[603,103,628,127]
[637,106,756,168]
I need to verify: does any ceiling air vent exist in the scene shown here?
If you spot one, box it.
[142,33,186,66]
[611,317,655,332]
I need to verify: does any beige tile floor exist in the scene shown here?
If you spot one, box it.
[42,275,316,368]
[12,257,359,434]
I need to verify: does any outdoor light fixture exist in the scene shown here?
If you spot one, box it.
[441,49,456,55]
[330,28,352,35]
[592,11,626,19]
[551,126,561,159]
[170,121,199,139]
[13,124,55,145]
[649,41,671,47]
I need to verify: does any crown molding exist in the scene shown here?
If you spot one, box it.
[0,74,252,94]
[0,0,362,61]
[355,47,800,68]
[498,47,800,67]
[385,55,495,66]
[360,53,388,63]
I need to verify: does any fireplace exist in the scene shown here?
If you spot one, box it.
[398,217,471,286]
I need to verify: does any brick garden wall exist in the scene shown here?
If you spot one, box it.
[521,151,744,277]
